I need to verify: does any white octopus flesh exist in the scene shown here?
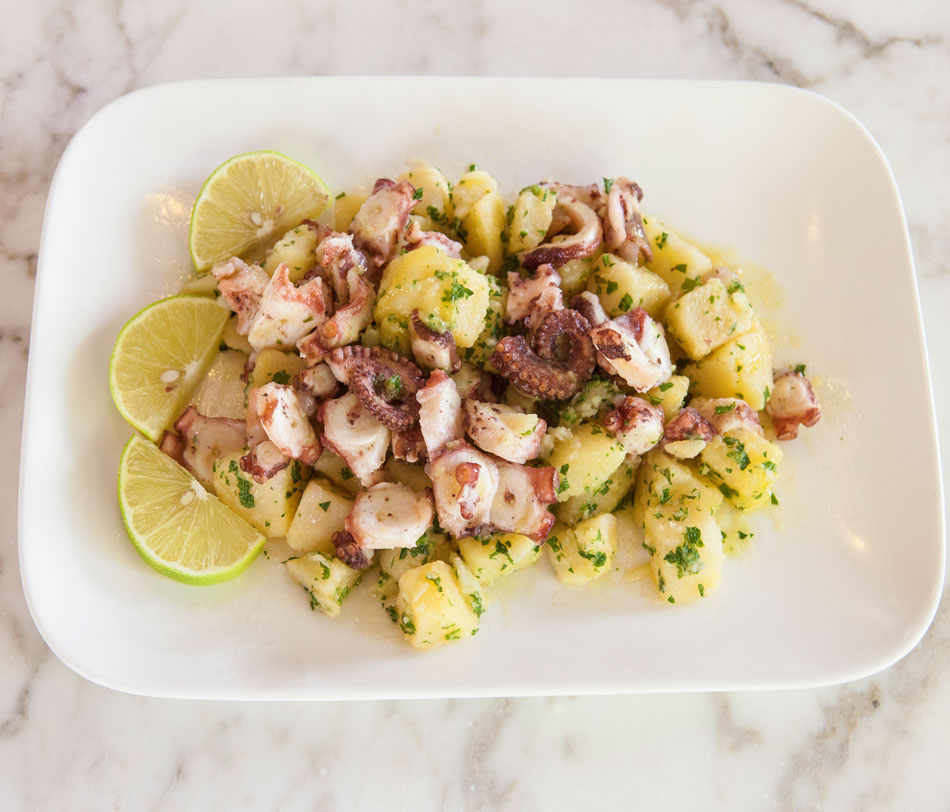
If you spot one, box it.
[409,310,462,373]
[349,179,416,272]
[463,400,546,464]
[212,257,269,335]
[489,460,558,542]
[425,441,499,539]
[505,264,563,327]
[165,405,247,490]
[603,396,664,456]
[253,381,322,465]
[416,369,464,458]
[518,197,603,270]
[245,263,328,354]
[404,219,463,258]
[344,483,435,563]
[602,177,652,263]
[590,308,672,392]
[691,397,764,437]
[318,391,391,485]
[766,370,821,440]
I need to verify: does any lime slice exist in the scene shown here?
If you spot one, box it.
[118,434,266,584]
[109,296,229,442]
[188,150,329,271]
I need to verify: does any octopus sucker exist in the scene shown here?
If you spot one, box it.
[343,483,434,567]
[602,177,652,263]
[409,310,462,373]
[425,441,499,539]
[240,439,290,483]
[766,370,822,440]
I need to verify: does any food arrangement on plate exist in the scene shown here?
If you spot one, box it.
[109,151,821,650]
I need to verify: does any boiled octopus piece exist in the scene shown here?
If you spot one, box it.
[318,392,391,485]
[489,461,558,543]
[602,177,652,264]
[451,362,501,403]
[540,181,603,211]
[251,382,321,465]
[409,310,462,373]
[349,179,416,275]
[343,483,434,566]
[391,425,427,463]
[212,257,269,335]
[331,530,371,570]
[245,263,328,354]
[603,396,664,456]
[240,440,291,483]
[491,308,596,400]
[293,363,340,416]
[766,370,821,440]
[691,397,764,438]
[404,219,463,258]
[463,400,546,464]
[326,345,425,432]
[519,197,603,270]
[297,262,374,364]
[309,229,366,304]
[168,405,247,490]
[416,369,464,458]
[424,440,499,539]
[505,264,563,327]
[661,407,715,459]
[590,308,672,393]
[570,291,608,327]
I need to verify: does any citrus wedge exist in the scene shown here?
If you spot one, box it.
[118,434,266,584]
[188,150,329,271]
[109,295,228,442]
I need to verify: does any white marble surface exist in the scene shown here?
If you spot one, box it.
[2,0,949,808]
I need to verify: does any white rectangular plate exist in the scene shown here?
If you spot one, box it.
[20,78,944,699]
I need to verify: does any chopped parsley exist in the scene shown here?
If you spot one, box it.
[618,293,634,312]
[237,477,255,508]
[656,231,669,249]
[663,526,705,578]
[715,403,736,414]
[319,501,331,512]
[412,187,424,200]
[680,277,704,293]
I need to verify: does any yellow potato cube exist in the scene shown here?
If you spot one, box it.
[451,169,498,220]
[248,348,307,389]
[642,217,713,297]
[542,421,627,502]
[587,253,671,319]
[683,321,773,409]
[221,315,252,354]
[664,278,755,361]
[399,161,453,220]
[643,511,722,605]
[212,452,309,537]
[190,349,248,420]
[456,533,542,584]
[285,551,362,617]
[632,449,723,532]
[507,185,557,253]
[643,375,690,421]
[312,450,361,495]
[462,191,506,275]
[558,257,596,298]
[333,190,368,233]
[546,514,618,584]
[699,428,783,511]
[556,458,637,526]
[396,560,481,648]
[263,224,320,282]
[286,477,354,554]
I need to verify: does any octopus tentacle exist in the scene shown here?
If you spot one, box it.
[409,309,462,373]
[603,177,652,263]
[331,530,372,570]
[603,396,664,456]
[519,197,603,270]
[766,370,821,440]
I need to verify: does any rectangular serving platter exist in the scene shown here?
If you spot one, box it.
[19,77,944,699]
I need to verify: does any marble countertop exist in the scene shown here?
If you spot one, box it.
[3,1,948,808]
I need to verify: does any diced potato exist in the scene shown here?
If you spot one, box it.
[263,224,320,282]
[451,169,498,221]
[399,161,453,220]
[643,374,690,421]
[664,278,755,361]
[462,191,506,275]
[456,532,542,584]
[503,385,537,414]
[248,348,308,389]
[374,536,438,622]
[178,273,218,297]
[556,457,637,526]
[190,349,248,420]
[546,514,618,585]
[313,450,361,495]
[374,246,491,353]
[450,554,487,623]
[643,510,722,605]
[542,421,626,502]
[212,452,309,537]
[333,190,368,232]
[460,273,505,370]
[396,560,481,648]
[642,217,712,297]
[587,254,671,319]
[286,477,353,554]
[506,185,557,253]
[285,551,362,617]
[382,459,431,492]
[221,314,252,354]
[632,449,723,532]
[683,321,773,409]
[558,257,596,298]
[699,428,783,511]
[556,378,623,426]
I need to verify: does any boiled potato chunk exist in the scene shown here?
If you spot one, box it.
[460,272,505,370]
[396,560,481,648]
[699,428,783,511]
[664,278,755,361]
[643,374,690,421]
[178,273,218,297]
[632,449,723,532]
[333,190,368,233]
[546,514,618,585]
[642,217,712,297]
[558,257,596,298]
[683,321,773,409]
[263,224,319,282]
[374,246,490,353]
[507,185,557,253]
[313,449,361,495]
[248,348,307,389]
[556,457,637,526]
[212,452,309,537]
[587,253,671,319]
[451,169,498,220]
[221,314,252,354]
[542,421,626,502]
[462,191,506,275]
[285,551,362,617]
[399,161,453,220]
[382,459,432,492]
[643,511,722,605]
[286,477,353,554]
[374,535,439,622]
[190,349,248,420]
[456,532,542,584]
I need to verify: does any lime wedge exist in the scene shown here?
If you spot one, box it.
[118,434,265,584]
[109,295,228,442]
[188,150,329,271]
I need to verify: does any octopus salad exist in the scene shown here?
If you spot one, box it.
[163,161,820,648]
